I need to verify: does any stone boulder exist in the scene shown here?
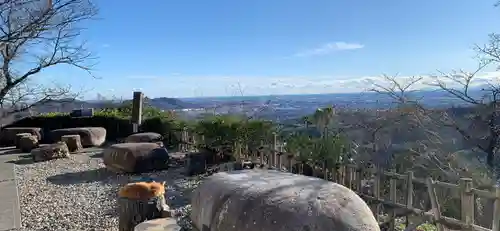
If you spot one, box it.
[50,127,106,147]
[1,127,42,146]
[31,142,70,162]
[19,135,39,152]
[61,134,83,152]
[103,142,170,173]
[191,170,380,231]
[125,132,163,143]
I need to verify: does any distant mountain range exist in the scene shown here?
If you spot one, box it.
[1,88,491,125]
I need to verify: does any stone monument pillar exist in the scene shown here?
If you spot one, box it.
[131,91,144,133]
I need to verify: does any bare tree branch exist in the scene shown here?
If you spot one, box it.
[0,0,97,120]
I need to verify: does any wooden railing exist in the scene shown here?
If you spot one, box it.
[179,130,500,231]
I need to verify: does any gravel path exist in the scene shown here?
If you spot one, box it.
[13,150,204,231]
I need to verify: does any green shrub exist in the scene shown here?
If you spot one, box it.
[192,114,276,155]
[140,115,183,148]
[194,114,243,149]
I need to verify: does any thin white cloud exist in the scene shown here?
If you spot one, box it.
[101,44,111,48]
[294,42,364,57]
[112,71,500,98]
[126,73,182,80]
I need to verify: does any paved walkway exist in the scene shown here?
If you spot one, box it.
[0,147,24,231]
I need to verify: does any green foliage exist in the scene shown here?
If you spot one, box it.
[285,132,347,166]
[396,222,437,231]
[96,101,168,119]
[193,114,276,152]
[39,112,69,117]
[311,134,347,167]
[94,108,128,118]
[140,112,182,147]
[285,133,314,162]
[194,114,243,148]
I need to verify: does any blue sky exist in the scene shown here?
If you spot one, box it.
[39,0,500,99]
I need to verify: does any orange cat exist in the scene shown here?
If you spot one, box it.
[118,181,166,200]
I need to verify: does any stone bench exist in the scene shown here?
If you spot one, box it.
[125,132,162,143]
[1,127,42,146]
[190,170,379,231]
[31,142,70,162]
[61,135,83,152]
[50,127,106,147]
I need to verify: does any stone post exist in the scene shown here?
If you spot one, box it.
[131,91,144,133]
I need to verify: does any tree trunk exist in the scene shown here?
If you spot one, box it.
[118,194,170,231]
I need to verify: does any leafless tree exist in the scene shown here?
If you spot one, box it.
[369,29,500,226]
[0,0,97,121]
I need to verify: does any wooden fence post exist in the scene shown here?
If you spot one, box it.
[406,171,414,227]
[234,142,241,162]
[355,166,362,192]
[181,127,188,152]
[492,186,500,231]
[276,152,282,170]
[333,163,340,183]
[389,169,397,231]
[460,178,474,228]
[323,160,328,181]
[344,165,351,188]
[371,167,381,220]
[267,149,273,167]
[272,132,277,168]
[427,177,444,231]
[259,140,264,165]
[299,158,304,175]
[287,154,293,172]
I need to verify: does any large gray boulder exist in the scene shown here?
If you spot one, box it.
[103,142,170,173]
[50,127,106,147]
[191,170,379,231]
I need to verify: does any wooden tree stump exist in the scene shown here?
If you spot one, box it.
[118,181,171,231]
[15,133,31,149]
[61,134,83,152]
[19,135,39,152]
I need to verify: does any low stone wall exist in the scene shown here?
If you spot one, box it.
[190,170,380,231]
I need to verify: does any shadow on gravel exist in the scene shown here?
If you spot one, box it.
[46,168,116,185]
[7,158,34,165]
[89,152,103,158]
[5,154,34,165]
[0,148,22,155]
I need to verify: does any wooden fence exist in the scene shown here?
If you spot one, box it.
[180,130,500,231]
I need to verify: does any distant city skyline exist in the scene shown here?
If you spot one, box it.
[36,0,500,99]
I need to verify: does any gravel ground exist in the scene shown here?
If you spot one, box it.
[13,149,204,231]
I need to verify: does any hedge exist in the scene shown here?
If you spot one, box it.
[4,114,134,143]
[2,110,278,150]
[3,113,184,147]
